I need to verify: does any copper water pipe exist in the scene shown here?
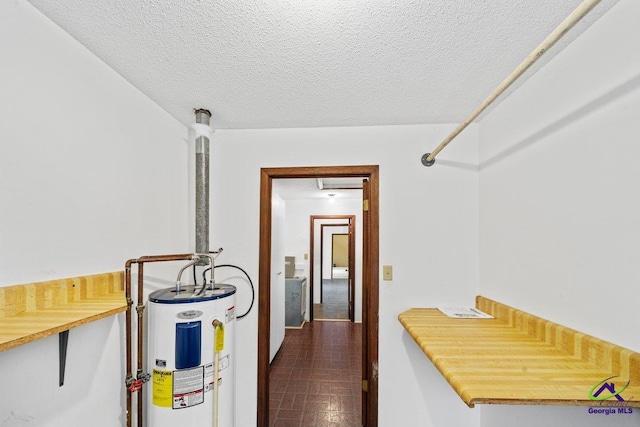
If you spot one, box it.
[123,253,199,427]
[124,259,134,427]
[136,262,144,427]
[138,253,195,263]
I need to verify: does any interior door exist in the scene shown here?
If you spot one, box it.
[269,193,285,362]
[361,178,370,425]
[348,218,355,322]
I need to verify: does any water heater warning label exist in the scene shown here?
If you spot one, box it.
[226,306,235,323]
[172,366,204,409]
[152,370,173,408]
[204,363,214,392]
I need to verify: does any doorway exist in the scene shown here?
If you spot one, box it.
[312,217,356,321]
[332,233,349,278]
[258,165,379,427]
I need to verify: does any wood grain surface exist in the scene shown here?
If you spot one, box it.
[398,296,640,408]
[0,271,126,352]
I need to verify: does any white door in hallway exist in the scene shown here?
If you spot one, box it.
[269,192,286,362]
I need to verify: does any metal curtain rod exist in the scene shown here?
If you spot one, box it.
[421,0,602,167]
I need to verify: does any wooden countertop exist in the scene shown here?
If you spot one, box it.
[0,271,127,352]
[398,296,640,408]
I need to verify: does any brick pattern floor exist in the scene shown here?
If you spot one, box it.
[269,321,362,426]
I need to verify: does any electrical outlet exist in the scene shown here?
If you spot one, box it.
[382,265,393,281]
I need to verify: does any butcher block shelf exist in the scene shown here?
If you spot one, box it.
[398,296,640,408]
[0,271,127,352]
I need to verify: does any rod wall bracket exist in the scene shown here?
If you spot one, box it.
[421,153,435,167]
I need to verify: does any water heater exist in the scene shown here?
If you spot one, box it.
[147,284,236,426]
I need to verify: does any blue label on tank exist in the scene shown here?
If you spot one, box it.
[175,321,201,369]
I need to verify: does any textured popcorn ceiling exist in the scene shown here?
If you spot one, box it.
[28,0,619,129]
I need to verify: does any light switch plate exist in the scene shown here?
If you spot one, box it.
[382,265,393,281]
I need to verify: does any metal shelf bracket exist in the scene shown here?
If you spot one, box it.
[59,330,69,386]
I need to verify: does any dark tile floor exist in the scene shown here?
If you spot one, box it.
[269,321,362,426]
[314,279,349,320]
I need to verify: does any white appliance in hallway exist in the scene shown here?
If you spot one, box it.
[285,276,306,328]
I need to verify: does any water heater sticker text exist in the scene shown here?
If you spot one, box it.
[152,370,173,408]
[204,363,214,392]
[172,366,204,409]
[219,354,230,371]
[226,306,235,323]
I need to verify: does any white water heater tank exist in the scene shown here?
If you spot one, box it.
[147,284,236,427]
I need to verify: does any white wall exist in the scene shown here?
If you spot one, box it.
[479,0,640,425]
[0,2,188,426]
[211,124,479,426]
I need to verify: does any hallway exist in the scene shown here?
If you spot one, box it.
[269,321,362,426]
[314,279,349,320]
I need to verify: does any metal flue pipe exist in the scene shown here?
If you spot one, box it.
[194,108,212,263]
